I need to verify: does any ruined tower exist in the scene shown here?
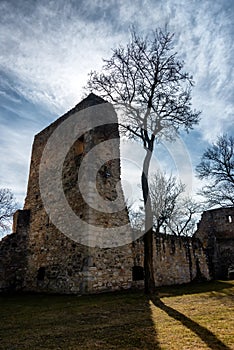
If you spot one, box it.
[10,93,138,293]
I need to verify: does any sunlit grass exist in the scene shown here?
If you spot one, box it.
[149,282,234,349]
[0,280,233,349]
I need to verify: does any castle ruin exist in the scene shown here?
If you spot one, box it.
[0,94,232,294]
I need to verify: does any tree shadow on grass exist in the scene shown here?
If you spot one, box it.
[0,292,162,350]
[150,296,232,350]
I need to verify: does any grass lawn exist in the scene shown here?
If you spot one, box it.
[0,280,233,349]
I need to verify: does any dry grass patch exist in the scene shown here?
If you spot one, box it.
[150,281,234,349]
[0,280,233,349]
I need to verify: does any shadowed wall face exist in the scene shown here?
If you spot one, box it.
[20,94,133,294]
[195,208,234,279]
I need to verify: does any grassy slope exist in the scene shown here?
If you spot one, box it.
[0,281,233,350]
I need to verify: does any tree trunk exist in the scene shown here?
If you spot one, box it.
[141,147,156,294]
[155,219,160,235]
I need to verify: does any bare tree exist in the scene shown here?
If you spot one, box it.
[0,188,17,235]
[150,171,185,234]
[129,190,200,237]
[125,198,144,232]
[149,172,200,236]
[128,205,145,232]
[167,196,201,236]
[87,28,200,293]
[196,134,234,207]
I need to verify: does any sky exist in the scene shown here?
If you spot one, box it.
[0,0,233,214]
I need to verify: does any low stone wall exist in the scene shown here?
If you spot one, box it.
[153,235,210,286]
[23,236,138,295]
[0,226,211,294]
[0,210,30,292]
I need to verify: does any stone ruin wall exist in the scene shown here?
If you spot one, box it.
[0,93,211,294]
[196,207,234,241]
[0,210,29,292]
[0,219,210,293]
[0,207,210,294]
[153,235,209,285]
[195,207,234,279]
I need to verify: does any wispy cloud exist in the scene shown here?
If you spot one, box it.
[167,0,234,142]
[0,123,33,204]
[0,0,232,127]
[0,1,126,113]
[0,0,233,209]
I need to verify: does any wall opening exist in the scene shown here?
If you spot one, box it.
[74,136,84,156]
[37,267,46,281]
[132,266,144,281]
[227,215,233,223]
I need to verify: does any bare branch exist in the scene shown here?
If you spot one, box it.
[86,27,200,149]
[0,188,17,233]
[196,134,234,207]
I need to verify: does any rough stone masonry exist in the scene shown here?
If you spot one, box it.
[0,93,211,294]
